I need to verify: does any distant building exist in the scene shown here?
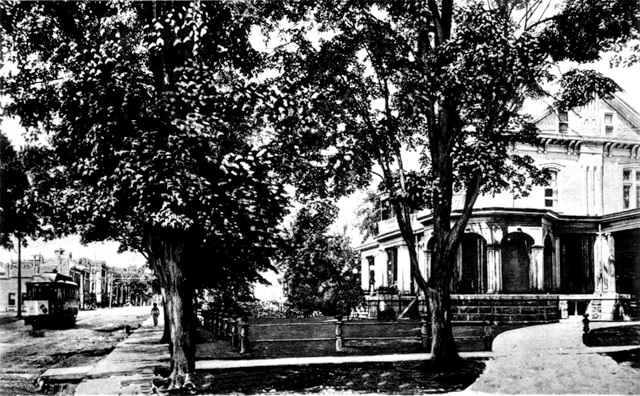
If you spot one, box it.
[0,253,120,311]
[360,95,640,321]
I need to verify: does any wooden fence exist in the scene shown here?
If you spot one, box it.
[197,310,495,355]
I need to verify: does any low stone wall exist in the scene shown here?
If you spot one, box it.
[450,295,559,323]
[365,294,560,323]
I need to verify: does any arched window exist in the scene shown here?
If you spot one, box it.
[545,170,558,208]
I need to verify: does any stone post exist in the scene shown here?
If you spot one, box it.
[335,315,344,352]
[420,317,430,349]
[231,318,239,349]
[239,317,250,354]
[224,318,232,343]
[483,321,493,351]
[213,315,219,338]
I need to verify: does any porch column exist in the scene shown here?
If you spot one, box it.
[376,249,386,288]
[397,245,411,294]
[454,246,463,291]
[424,249,432,282]
[594,233,603,293]
[554,237,562,290]
[599,233,616,293]
[361,257,370,291]
[530,246,544,291]
[486,245,502,293]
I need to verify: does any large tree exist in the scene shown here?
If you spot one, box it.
[264,0,638,366]
[278,201,362,316]
[0,1,287,387]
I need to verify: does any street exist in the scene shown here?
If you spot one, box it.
[0,306,151,395]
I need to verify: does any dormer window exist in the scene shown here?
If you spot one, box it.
[604,112,614,135]
[558,111,569,133]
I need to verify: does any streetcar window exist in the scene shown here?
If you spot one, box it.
[27,285,48,299]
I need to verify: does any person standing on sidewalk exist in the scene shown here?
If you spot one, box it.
[151,303,160,326]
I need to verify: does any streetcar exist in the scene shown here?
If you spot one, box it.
[23,272,80,328]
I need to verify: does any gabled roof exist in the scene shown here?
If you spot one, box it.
[605,95,640,131]
[29,272,76,285]
[531,93,640,134]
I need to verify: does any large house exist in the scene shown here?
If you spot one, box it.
[360,95,640,321]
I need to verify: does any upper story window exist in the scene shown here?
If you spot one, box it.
[622,169,640,209]
[386,247,397,287]
[604,112,614,135]
[381,200,394,220]
[558,111,569,133]
[545,170,558,208]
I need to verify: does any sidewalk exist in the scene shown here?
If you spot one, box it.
[72,315,170,395]
[60,317,640,395]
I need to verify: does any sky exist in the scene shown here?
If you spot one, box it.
[0,235,146,267]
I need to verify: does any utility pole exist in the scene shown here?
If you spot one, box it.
[16,234,22,318]
[109,272,113,308]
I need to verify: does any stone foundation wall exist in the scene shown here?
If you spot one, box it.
[365,294,560,323]
[450,295,559,323]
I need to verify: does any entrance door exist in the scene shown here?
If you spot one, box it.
[501,233,532,293]
[458,234,486,294]
[543,236,554,291]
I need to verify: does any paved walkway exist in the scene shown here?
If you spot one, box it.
[56,316,640,395]
[72,315,169,395]
[469,318,640,394]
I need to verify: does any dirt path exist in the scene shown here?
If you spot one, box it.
[469,320,640,394]
[0,306,150,395]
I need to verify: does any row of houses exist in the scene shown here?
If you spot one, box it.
[359,95,640,321]
[0,249,145,312]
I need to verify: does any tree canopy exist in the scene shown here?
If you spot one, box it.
[278,201,362,316]
[0,1,289,384]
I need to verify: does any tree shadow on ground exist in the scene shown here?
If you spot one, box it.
[605,348,640,371]
[586,325,640,347]
[194,360,485,394]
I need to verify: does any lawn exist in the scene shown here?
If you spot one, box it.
[586,324,640,347]
[586,323,640,371]
[191,360,486,394]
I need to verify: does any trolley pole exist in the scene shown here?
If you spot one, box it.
[17,234,22,319]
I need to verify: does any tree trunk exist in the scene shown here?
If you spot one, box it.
[160,287,171,344]
[146,234,195,389]
[426,243,460,366]
[163,263,194,386]
[392,190,461,367]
